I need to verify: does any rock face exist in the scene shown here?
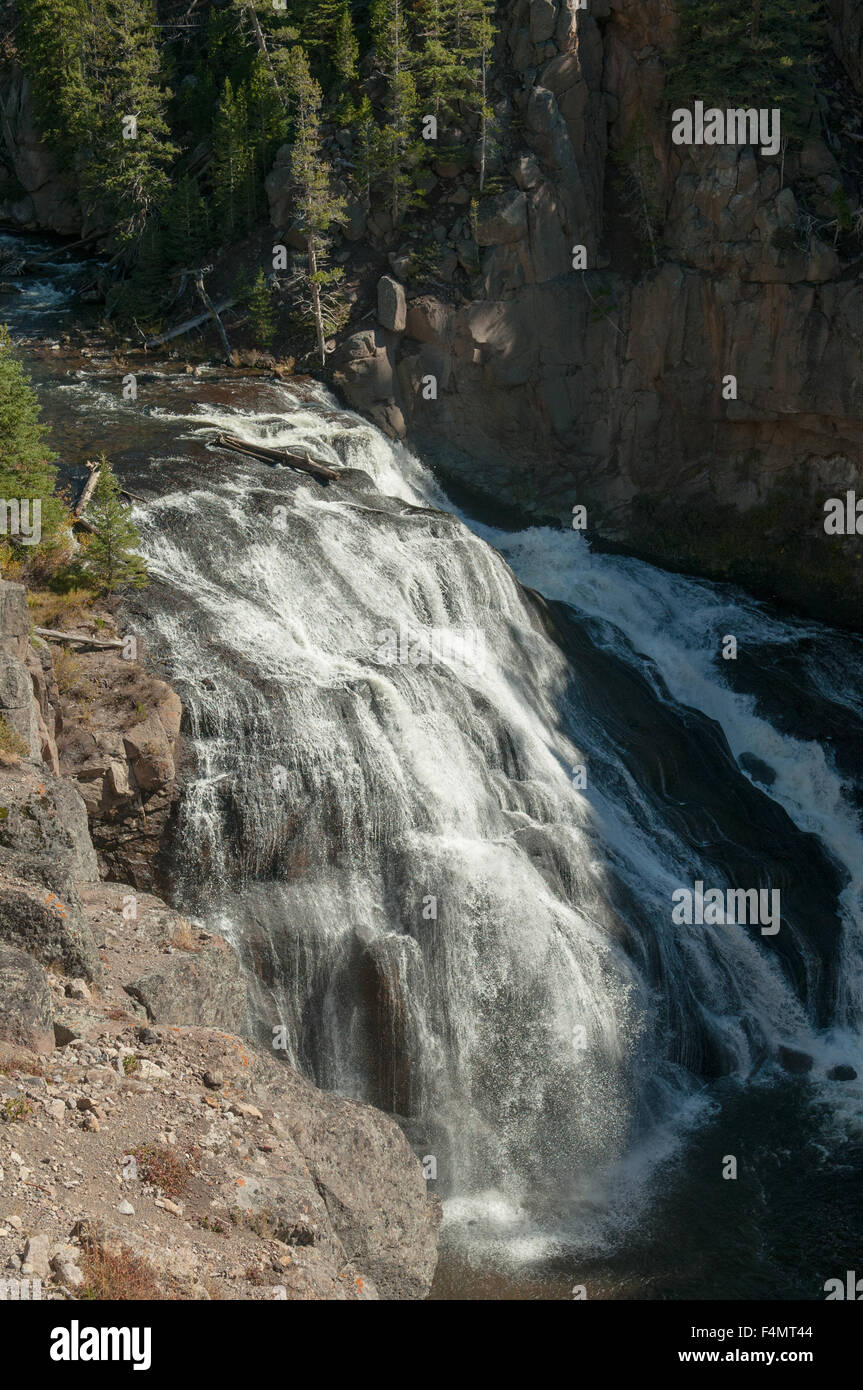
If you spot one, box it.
[0,66,80,234]
[0,944,54,1053]
[124,936,247,1032]
[52,643,182,889]
[334,0,863,629]
[0,582,181,887]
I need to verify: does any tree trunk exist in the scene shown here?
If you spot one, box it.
[243,3,281,93]
[34,627,125,650]
[193,272,233,362]
[307,234,326,367]
[74,462,101,516]
[144,299,236,348]
[479,49,487,192]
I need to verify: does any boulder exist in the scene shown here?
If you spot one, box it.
[530,0,558,45]
[377,275,407,333]
[0,857,101,981]
[122,713,175,792]
[777,1046,814,1075]
[124,935,247,1032]
[827,1064,858,1081]
[0,944,54,1053]
[271,1063,441,1299]
[0,580,29,659]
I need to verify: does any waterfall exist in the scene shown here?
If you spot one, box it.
[3,313,844,1273]
[59,371,854,1263]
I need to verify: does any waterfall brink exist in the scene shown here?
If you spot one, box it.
[96,377,861,1261]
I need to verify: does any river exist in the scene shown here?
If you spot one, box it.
[4,230,863,1300]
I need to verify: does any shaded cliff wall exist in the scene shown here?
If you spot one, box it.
[335,0,863,627]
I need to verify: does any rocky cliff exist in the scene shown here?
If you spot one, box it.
[331,0,863,628]
[0,581,440,1299]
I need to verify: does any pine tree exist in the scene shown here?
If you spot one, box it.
[455,0,497,190]
[334,4,360,85]
[371,0,421,223]
[0,326,66,564]
[246,55,289,190]
[417,0,463,119]
[17,0,100,150]
[332,2,361,118]
[669,0,821,134]
[81,456,148,593]
[81,0,178,250]
[278,45,347,366]
[247,267,276,348]
[614,111,663,267]
[161,175,210,269]
[212,78,254,239]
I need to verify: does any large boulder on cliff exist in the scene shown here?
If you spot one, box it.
[377,275,408,332]
[124,935,247,1032]
[0,944,54,1053]
[0,765,101,980]
[474,189,528,245]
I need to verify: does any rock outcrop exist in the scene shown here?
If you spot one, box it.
[0,582,440,1299]
[0,944,55,1053]
[0,66,80,235]
[333,0,863,629]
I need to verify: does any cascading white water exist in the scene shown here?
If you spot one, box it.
[57,371,851,1266]
[7,226,859,1288]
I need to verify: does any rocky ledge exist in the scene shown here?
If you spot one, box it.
[0,580,440,1299]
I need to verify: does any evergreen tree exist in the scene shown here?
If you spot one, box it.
[212,77,254,239]
[418,0,464,119]
[247,267,276,348]
[278,45,346,365]
[371,0,421,223]
[17,0,100,150]
[332,2,361,118]
[613,111,663,267]
[334,4,360,85]
[81,456,148,593]
[81,0,177,250]
[0,326,66,562]
[115,218,166,325]
[669,0,822,135]
[161,175,210,269]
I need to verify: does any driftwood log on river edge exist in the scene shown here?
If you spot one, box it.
[34,627,125,650]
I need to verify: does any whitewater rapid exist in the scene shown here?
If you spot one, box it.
[39,364,863,1271]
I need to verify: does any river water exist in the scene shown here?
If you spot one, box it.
[5,231,863,1300]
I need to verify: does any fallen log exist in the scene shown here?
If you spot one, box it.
[193,270,233,362]
[214,431,340,482]
[74,461,101,516]
[144,298,236,349]
[34,627,124,650]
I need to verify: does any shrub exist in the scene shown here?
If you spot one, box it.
[53,648,96,702]
[78,1243,165,1301]
[0,715,29,765]
[127,1142,194,1198]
